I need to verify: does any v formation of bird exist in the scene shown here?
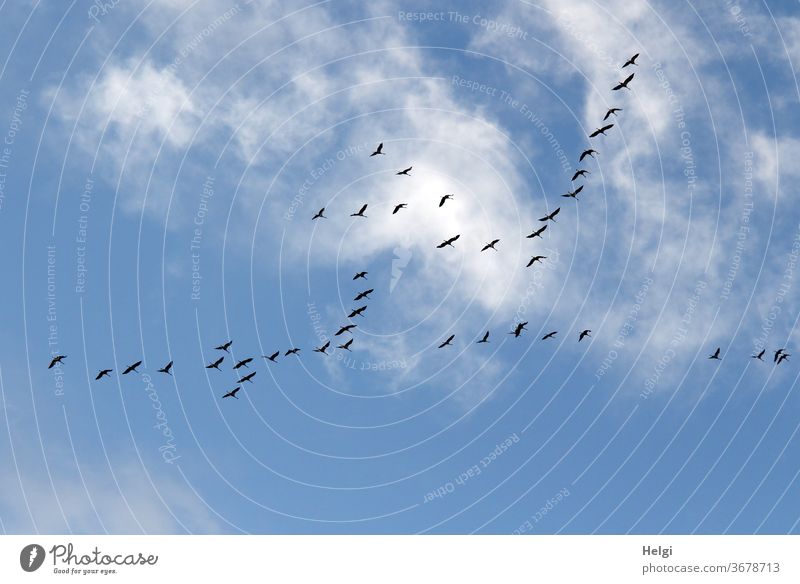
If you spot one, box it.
[48,54,770,400]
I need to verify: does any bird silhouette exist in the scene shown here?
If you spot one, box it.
[481,239,500,252]
[215,340,233,353]
[351,204,368,218]
[354,288,373,301]
[285,348,301,356]
[774,349,787,363]
[603,107,622,120]
[123,360,142,375]
[571,169,590,181]
[542,331,557,340]
[95,369,112,380]
[392,203,407,214]
[158,361,173,375]
[337,339,354,351]
[612,73,635,90]
[527,225,547,239]
[589,124,614,137]
[48,355,66,369]
[353,271,368,280]
[622,53,639,68]
[708,347,721,360]
[477,331,490,344]
[579,330,592,342]
[510,322,528,338]
[579,149,597,162]
[222,387,240,399]
[370,143,385,156]
[238,371,257,383]
[777,352,790,365]
[335,324,357,336]
[206,356,224,370]
[562,185,584,200]
[264,351,280,362]
[439,194,454,207]
[348,306,368,318]
[396,166,412,176]
[438,334,455,348]
[752,349,765,361]
[539,208,560,222]
[233,358,253,369]
[437,234,460,248]
[526,255,547,267]
[314,341,330,354]
[312,207,326,220]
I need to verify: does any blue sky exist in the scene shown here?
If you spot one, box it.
[1,0,800,534]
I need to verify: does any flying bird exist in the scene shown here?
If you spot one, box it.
[396,166,412,176]
[238,371,257,383]
[579,149,597,162]
[438,334,455,349]
[571,169,590,181]
[562,185,584,200]
[351,204,368,218]
[579,330,592,342]
[527,225,547,239]
[312,207,326,220]
[348,306,368,318]
[612,73,635,91]
[285,348,301,356]
[477,331,490,344]
[314,341,330,354]
[335,324,357,336]
[354,289,373,301]
[589,124,614,137]
[439,194,454,207]
[622,53,640,68]
[122,360,142,375]
[353,271,368,280]
[48,355,66,369]
[481,239,500,252]
[604,107,622,120]
[370,143,385,156]
[437,234,460,248]
[233,358,253,369]
[774,349,787,363]
[708,347,721,360]
[264,351,280,362]
[752,349,765,361]
[542,331,558,340]
[526,255,547,267]
[95,369,112,380]
[539,208,560,222]
[337,339,354,351]
[158,361,173,375]
[222,387,240,399]
[215,340,233,353]
[206,356,224,370]
[777,352,790,365]
[392,203,407,214]
[510,322,528,338]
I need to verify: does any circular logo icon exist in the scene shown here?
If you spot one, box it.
[20,544,45,572]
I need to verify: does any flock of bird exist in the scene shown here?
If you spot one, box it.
[45,52,778,400]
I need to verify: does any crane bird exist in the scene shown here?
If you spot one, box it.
[392,203,407,214]
[527,225,547,239]
[439,194,454,207]
[222,387,240,399]
[353,271,368,280]
[438,334,455,348]
[579,330,592,342]
[752,349,765,361]
[215,340,233,353]
[589,124,614,137]
[510,322,528,338]
[354,289,373,301]
[158,361,173,375]
[206,357,224,370]
[542,331,557,340]
[612,73,634,91]
[122,360,142,375]
[539,208,560,222]
[571,169,590,181]
[396,166,412,176]
[604,107,622,120]
[312,207,326,220]
[348,306,368,318]
[777,352,790,365]
[48,355,66,369]
[337,339,354,351]
[562,185,583,200]
[774,349,787,363]
[233,358,253,369]
[622,53,639,68]
[351,204,368,218]
[370,143,385,156]
[579,149,597,162]
[708,347,721,360]
[238,371,257,383]
[314,341,330,355]
[481,239,500,252]
[437,234,460,248]
[95,369,112,380]
[335,324,357,336]
[264,351,280,362]
[526,255,547,267]
[285,348,301,356]
[477,331,490,344]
